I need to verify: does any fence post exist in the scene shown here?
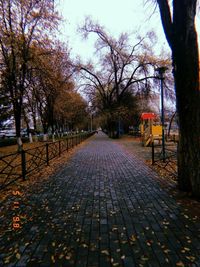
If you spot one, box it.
[46,143,49,166]
[67,138,69,151]
[21,149,26,181]
[152,141,155,165]
[59,140,61,156]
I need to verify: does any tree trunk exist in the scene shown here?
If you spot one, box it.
[157,0,200,197]
[32,112,37,133]
[14,104,23,151]
[29,133,33,143]
[172,1,200,196]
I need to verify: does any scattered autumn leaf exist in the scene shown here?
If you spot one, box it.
[176,261,185,267]
[58,254,64,259]
[184,247,190,251]
[130,235,136,242]
[146,241,151,246]
[141,255,149,261]
[65,255,71,260]
[16,253,21,260]
[51,255,55,263]
[186,256,195,262]
[101,250,109,256]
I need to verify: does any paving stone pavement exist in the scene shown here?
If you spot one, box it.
[0,132,200,267]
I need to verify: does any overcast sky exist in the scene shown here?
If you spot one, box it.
[57,0,200,61]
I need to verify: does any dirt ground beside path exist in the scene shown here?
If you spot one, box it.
[114,135,200,220]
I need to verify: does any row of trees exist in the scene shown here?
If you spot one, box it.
[0,0,88,149]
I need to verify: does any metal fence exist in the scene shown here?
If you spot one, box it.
[0,132,94,190]
[152,140,178,178]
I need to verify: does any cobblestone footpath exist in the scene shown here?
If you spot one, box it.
[0,132,200,267]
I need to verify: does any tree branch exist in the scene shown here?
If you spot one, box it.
[157,0,173,48]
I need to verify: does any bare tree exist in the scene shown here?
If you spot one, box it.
[77,18,168,137]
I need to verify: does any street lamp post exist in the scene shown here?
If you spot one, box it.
[156,67,168,162]
[90,114,93,132]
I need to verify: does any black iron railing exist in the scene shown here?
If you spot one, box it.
[152,141,178,178]
[0,132,94,190]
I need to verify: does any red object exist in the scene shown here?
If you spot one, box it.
[141,113,156,120]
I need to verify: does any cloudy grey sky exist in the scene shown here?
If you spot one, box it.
[57,0,200,61]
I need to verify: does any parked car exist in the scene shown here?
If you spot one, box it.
[6,130,16,137]
[0,130,8,138]
[0,129,16,138]
[0,128,28,138]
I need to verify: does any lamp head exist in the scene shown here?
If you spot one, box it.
[155,66,168,74]
[155,66,168,78]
